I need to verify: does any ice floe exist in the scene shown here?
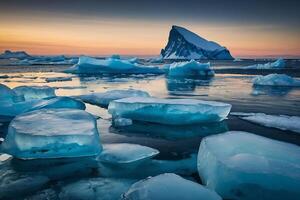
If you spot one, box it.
[252,74,300,86]
[197,131,300,200]
[231,112,300,133]
[244,58,286,69]
[64,56,164,74]
[121,173,222,200]
[45,76,72,82]
[13,86,56,100]
[1,109,102,159]
[108,97,231,125]
[74,89,150,108]
[164,60,214,77]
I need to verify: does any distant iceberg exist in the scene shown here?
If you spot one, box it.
[12,55,78,66]
[231,112,300,133]
[45,77,73,82]
[198,131,300,200]
[164,60,214,77]
[0,50,31,59]
[108,97,231,125]
[244,58,286,69]
[64,56,164,74]
[252,74,300,86]
[1,109,102,159]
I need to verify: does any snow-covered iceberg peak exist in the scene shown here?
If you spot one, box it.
[165,60,214,77]
[121,173,222,200]
[1,109,102,159]
[253,74,300,86]
[161,25,233,60]
[65,56,164,74]
[198,131,300,200]
[108,97,232,125]
[244,58,286,69]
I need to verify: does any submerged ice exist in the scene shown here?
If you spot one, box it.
[197,131,300,200]
[1,109,102,159]
[65,56,164,74]
[13,86,56,100]
[252,74,300,86]
[108,97,231,125]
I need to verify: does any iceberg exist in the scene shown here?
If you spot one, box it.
[252,74,300,86]
[1,109,102,159]
[244,58,286,69]
[98,143,159,166]
[64,56,164,74]
[121,173,222,200]
[13,86,56,100]
[164,60,215,77]
[59,178,136,200]
[45,77,72,82]
[231,112,300,133]
[74,89,150,108]
[0,50,31,59]
[197,131,300,200]
[108,97,231,125]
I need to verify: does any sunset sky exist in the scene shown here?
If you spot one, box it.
[0,0,299,57]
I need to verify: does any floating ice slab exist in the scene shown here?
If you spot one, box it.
[231,112,300,133]
[244,58,286,69]
[197,131,300,200]
[121,173,222,200]
[0,96,85,118]
[75,89,150,108]
[252,74,300,86]
[59,178,136,200]
[65,56,164,74]
[98,143,159,166]
[45,77,72,82]
[0,83,22,103]
[13,86,56,100]
[1,109,102,159]
[164,60,214,77]
[108,97,231,125]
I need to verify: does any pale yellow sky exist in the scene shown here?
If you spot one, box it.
[0,15,299,57]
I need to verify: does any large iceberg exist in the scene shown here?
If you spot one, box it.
[231,112,300,133]
[244,58,286,69]
[75,89,150,108]
[65,56,164,74]
[164,60,215,77]
[252,74,300,86]
[1,109,102,159]
[161,25,233,60]
[108,97,231,125]
[13,86,56,100]
[0,50,31,59]
[197,131,300,200]
[121,173,222,200]
[98,143,159,166]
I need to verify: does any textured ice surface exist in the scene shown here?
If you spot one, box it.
[0,96,85,118]
[98,143,159,166]
[197,131,300,200]
[45,77,72,82]
[252,74,300,86]
[231,112,300,133]
[165,60,214,77]
[245,58,286,69]
[75,89,150,107]
[121,173,222,200]
[0,83,22,103]
[109,97,231,125]
[1,109,102,159]
[65,56,163,74]
[13,86,56,100]
[113,117,133,127]
[59,178,136,200]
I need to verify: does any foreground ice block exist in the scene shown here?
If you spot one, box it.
[197,131,300,200]
[164,60,215,77]
[252,74,300,87]
[64,56,164,74]
[1,109,102,159]
[13,86,56,100]
[75,89,150,108]
[231,112,300,134]
[121,173,222,200]
[0,83,22,103]
[108,97,231,125]
[244,58,286,69]
[98,143,159,166]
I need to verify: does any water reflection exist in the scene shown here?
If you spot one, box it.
[166,77,213,94]
[111,121,228,140]
[252,85,296,96]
